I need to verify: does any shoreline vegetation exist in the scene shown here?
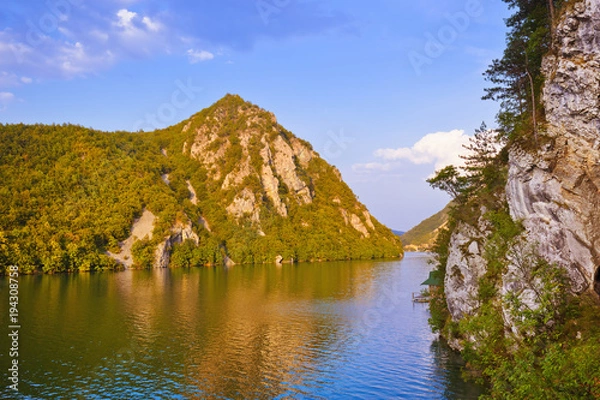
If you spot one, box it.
[0,255,405,276]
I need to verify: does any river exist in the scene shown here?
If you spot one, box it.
[0,253,485,399]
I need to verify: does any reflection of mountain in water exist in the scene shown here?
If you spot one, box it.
[4,258,483,398]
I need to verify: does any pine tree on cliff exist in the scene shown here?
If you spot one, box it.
[483,0,562,142]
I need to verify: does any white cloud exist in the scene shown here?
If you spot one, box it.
[112,9,171,57]
[374,129,472,171]
[0,31,34,66]
[20,76,32,84]
[56,42,116,77]
[116,9,137,31]
[0,91,15,110]
[187,49,214,63]
[142,16,162,32]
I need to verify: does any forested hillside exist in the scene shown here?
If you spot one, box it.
[0,95,402,274]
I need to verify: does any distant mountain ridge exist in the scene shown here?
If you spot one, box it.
[0,94,402,273]
[400,204,451,252]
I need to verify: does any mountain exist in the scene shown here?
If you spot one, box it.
[391,230,405,237]
[400,203,450,252]
[0,94,402,274]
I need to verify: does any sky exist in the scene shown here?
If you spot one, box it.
[0,0,512,231]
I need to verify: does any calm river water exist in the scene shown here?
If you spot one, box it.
[0,253,485,399]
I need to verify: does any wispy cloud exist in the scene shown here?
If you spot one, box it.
[352,162,397,173]
[0,71,26,87]
[0,91,15,111]
[187,49,214,64]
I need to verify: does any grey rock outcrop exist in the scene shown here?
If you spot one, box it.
[260,141,288,217]
[188,101,315,225]
[272,135,313,204]
[445,216,490,321]
[338,207,375,237]
[350,213,370,238]
[154,221,200,268]
[226,187,260,223]
[107,209,156,268]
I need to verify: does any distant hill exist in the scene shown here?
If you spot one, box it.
[0,94,402,274]
[400,204,451,252]
[392,230,405,237]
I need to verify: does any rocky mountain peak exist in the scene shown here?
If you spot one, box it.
[182,95,316,225]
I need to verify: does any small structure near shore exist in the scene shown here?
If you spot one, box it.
[412,271,443,303]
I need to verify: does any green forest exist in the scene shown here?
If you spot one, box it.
[0,95,402,274]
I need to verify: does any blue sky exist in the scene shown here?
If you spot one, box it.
[0,0,511,231]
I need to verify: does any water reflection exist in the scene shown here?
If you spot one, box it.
[0,255,485,399]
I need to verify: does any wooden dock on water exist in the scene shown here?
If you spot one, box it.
[412,293,430,303]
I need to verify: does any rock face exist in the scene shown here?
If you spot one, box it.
[108,209,156,268]
[226,188,261,223]
[444,0,600,336]
[506,0,600,295]
[109,211,203,269]
[271,135,313,204]
[154,221,200,268]
[445,218,490,321]
[187,97,316,225]
[349,213,370,238]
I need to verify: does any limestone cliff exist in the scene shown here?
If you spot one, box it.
[506,0,600,295]
[443,0,600,346]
